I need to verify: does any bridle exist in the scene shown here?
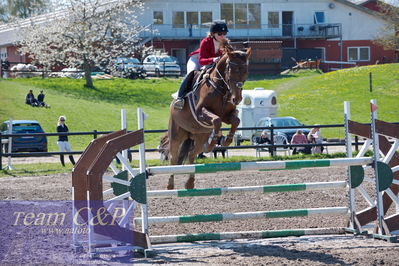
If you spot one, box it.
[211,57,247,99]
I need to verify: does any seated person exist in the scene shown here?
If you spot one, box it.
[254,130,272,154]
[291,129,311,154]
[37,90,46,107]
[307,126,324,154]
[25,89,39,106]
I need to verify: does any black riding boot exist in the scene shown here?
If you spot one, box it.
[69,155,76,165]
[60,155,65,167]
[174,71,194,110]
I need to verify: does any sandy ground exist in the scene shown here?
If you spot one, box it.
[1,164,399,265]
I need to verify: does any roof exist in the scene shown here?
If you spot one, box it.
[334,0,385,18]
[3,120,41,124]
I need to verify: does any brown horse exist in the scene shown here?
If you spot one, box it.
[165,41,251,189]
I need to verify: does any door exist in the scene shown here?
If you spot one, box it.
[282,11,293,37]
[171,48,186,74]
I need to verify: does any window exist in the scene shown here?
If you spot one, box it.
[221,3,260,28]
[221,3,234,25]
[187,12,199,25]
[348,47,370,61]
[153,11,163,24]
[248,4,260,28]
[268,12,279,28]
[172,11,184,28]
[200,12,212,27]
[235,3,247,28]
[314,11,325,24]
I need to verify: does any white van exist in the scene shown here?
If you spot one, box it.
[235,88,278,144]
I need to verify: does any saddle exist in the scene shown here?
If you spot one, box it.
[185,63,216,96]
[183,64,216,129]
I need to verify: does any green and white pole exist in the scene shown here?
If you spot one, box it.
[150,227,346,244]
[147,157,373,175]
[147,181,347,198]
[135,207,349,225]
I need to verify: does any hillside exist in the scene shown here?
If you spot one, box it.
[0,63,398,151]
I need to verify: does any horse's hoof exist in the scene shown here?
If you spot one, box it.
[185,180,195,189]
[167,184,174,190]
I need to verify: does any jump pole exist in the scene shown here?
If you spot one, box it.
[147,181,347,198]
[150,228,346,244]
[146,157,372,175]
[134,207,349,225]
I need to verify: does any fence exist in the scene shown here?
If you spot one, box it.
[0,122,379,170]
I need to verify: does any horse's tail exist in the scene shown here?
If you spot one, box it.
[177,138,194,165]
[158,132,170,161]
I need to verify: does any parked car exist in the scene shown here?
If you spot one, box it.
[142,55,181,77]
[1,120,48,153]
[251,116,310,144]
[113,57,146,79]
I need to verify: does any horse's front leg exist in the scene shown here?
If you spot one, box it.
[199,107,223,151]
[222,110,240,147]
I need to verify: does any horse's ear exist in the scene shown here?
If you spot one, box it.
[246,47,251,59]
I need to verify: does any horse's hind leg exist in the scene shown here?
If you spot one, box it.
[185,134,209,189]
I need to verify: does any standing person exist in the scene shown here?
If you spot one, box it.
[291,129,310,154]
[174,20,229,110]
[308,126,324,154]
[1,58,10,78]
[57,116,75,166]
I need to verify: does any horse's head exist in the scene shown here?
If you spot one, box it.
[219,41,251,105]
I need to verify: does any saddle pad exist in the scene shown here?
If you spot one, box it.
[186,91,213,129]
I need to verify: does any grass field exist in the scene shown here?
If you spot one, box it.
[0,63,398,153]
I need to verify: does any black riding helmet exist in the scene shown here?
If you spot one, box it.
[210,20,228,33]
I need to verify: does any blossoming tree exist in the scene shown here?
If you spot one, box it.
[17,0,147,88]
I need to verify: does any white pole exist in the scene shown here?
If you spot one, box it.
[344,101,356,230]
[120,109,130,229]
[371,99,384,235]
[137,108,149,235]
[121,109,127,171]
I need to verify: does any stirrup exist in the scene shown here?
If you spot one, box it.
[174,98,185,110]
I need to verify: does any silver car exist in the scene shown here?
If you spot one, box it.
[142,55,181,77]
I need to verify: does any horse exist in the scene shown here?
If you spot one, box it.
[164,41,251,190]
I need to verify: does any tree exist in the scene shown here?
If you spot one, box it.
[0,0,49,23]
[373,1,399,51]
[16,0,147,88]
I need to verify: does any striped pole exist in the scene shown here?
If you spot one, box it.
[135,207,349,225]
[150,227,346,244]
[147,157,373,175]
[147,181,347,198]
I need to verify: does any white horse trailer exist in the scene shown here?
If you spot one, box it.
[235,88,278,144]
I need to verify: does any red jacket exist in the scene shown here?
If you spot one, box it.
[189,36,223,66]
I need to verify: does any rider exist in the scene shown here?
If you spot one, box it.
[174,20,229,110]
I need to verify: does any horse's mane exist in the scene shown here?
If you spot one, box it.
[220,39,234,54]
